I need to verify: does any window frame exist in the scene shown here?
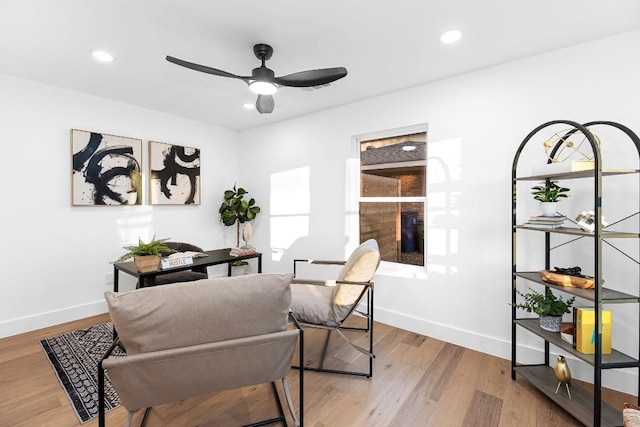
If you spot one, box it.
[352,123,428,271]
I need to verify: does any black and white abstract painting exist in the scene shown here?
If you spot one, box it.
[71,129,143,206]
[149,141,201,205]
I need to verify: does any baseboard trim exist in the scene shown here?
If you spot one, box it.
[0,300,107,339]
[375,306,638,396]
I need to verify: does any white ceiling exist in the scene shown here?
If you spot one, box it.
[1,1,639,131]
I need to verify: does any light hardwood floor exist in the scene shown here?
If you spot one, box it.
[0,313,634,426]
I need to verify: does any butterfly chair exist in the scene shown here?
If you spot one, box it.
[290,239,380,377]
[140,241,208,287]
[98,273,303,427]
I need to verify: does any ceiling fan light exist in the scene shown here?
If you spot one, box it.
[249,81,277,95]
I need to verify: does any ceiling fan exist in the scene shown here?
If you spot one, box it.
[166,43,348,114]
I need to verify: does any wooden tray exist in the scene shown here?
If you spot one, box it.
[539,270,596,289]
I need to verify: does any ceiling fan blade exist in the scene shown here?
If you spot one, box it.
[256,95,275,114]
[273,67,347,87]
[166,56,250,82]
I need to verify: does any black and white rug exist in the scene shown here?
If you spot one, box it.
[40,322,126,423]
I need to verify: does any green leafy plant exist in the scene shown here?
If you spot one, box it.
[513,287,575,317]
[114,236,174,263]
[531,181,570,202]
[219,184,261,246]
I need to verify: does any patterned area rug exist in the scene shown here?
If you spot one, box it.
[40,322,126,423]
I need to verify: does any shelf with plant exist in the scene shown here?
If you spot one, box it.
[512,287,575,332]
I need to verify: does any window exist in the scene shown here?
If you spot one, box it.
[358,128,427,266]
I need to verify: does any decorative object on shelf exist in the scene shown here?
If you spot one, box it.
[149,141,201,205]
[523,214,566,229]
[543,128,599,164]
[114,236,174,272]
[71,129,143,206]
[219,184,261,247]
[554,355,572,399]
[575,210,608,233]
[531,181,570,217]
[242,223,253,246]
[560,322,574,345]
[513,287,576,332]
[539,266,596,289]
[574,307,612,354]
[530,127,599,176]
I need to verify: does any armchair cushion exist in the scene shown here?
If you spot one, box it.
[290,282,337,326]
[334,239,380,321]
[105,273,293,355]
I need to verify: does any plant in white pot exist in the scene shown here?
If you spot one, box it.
[531,181,570,217]
[513,287,575,332]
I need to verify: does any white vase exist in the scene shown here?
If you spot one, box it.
[540,202,558,217]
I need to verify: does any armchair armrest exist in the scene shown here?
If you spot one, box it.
[293,258,346,277]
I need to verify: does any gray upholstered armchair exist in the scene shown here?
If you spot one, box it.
[98,273,303,427]
[290,239,380,377]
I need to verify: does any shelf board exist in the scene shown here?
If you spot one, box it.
[514,318,639,367]
[514,224,639,238]
[515,168,639,181]
[514,271,639,303]
[514,365,622,426]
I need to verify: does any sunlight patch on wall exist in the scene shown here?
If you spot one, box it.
[115,205,154,245]
[427,137,461,276]
[270,167,310,261]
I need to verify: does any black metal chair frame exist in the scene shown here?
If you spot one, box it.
[98,313,305,427]
[292,259,375,378]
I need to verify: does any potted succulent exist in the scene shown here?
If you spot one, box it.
[513,287,575,332]
[114,236,174,272]
[531,181,570,217]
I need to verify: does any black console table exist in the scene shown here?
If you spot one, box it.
[112,248,262,291]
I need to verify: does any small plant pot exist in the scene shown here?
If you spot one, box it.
[134,255,161,273]
[539,315,562,332]
[539,202,558,217]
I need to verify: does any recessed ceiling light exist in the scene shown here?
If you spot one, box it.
[440,30,462,44]
[92,50,114,62]
[242,103,255,110]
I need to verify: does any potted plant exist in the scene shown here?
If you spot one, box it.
[531,181,570,216]
[513,287,575,332]
[114,236,174,272]
[219,184,261,247]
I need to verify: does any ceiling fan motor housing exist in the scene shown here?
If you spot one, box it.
[252,66,275,82]
[253,43,273,61]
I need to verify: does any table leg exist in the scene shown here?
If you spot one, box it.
[258,254,262,273]
[113,266,119,293]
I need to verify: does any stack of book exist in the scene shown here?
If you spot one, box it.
[230,245,257,257]
[523,215,566,229]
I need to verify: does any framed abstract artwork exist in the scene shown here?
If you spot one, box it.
[149,141,201,205]
[71,129,143,206]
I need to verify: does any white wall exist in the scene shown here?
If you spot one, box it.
[239,30,640,394]
[0,74,240,337]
